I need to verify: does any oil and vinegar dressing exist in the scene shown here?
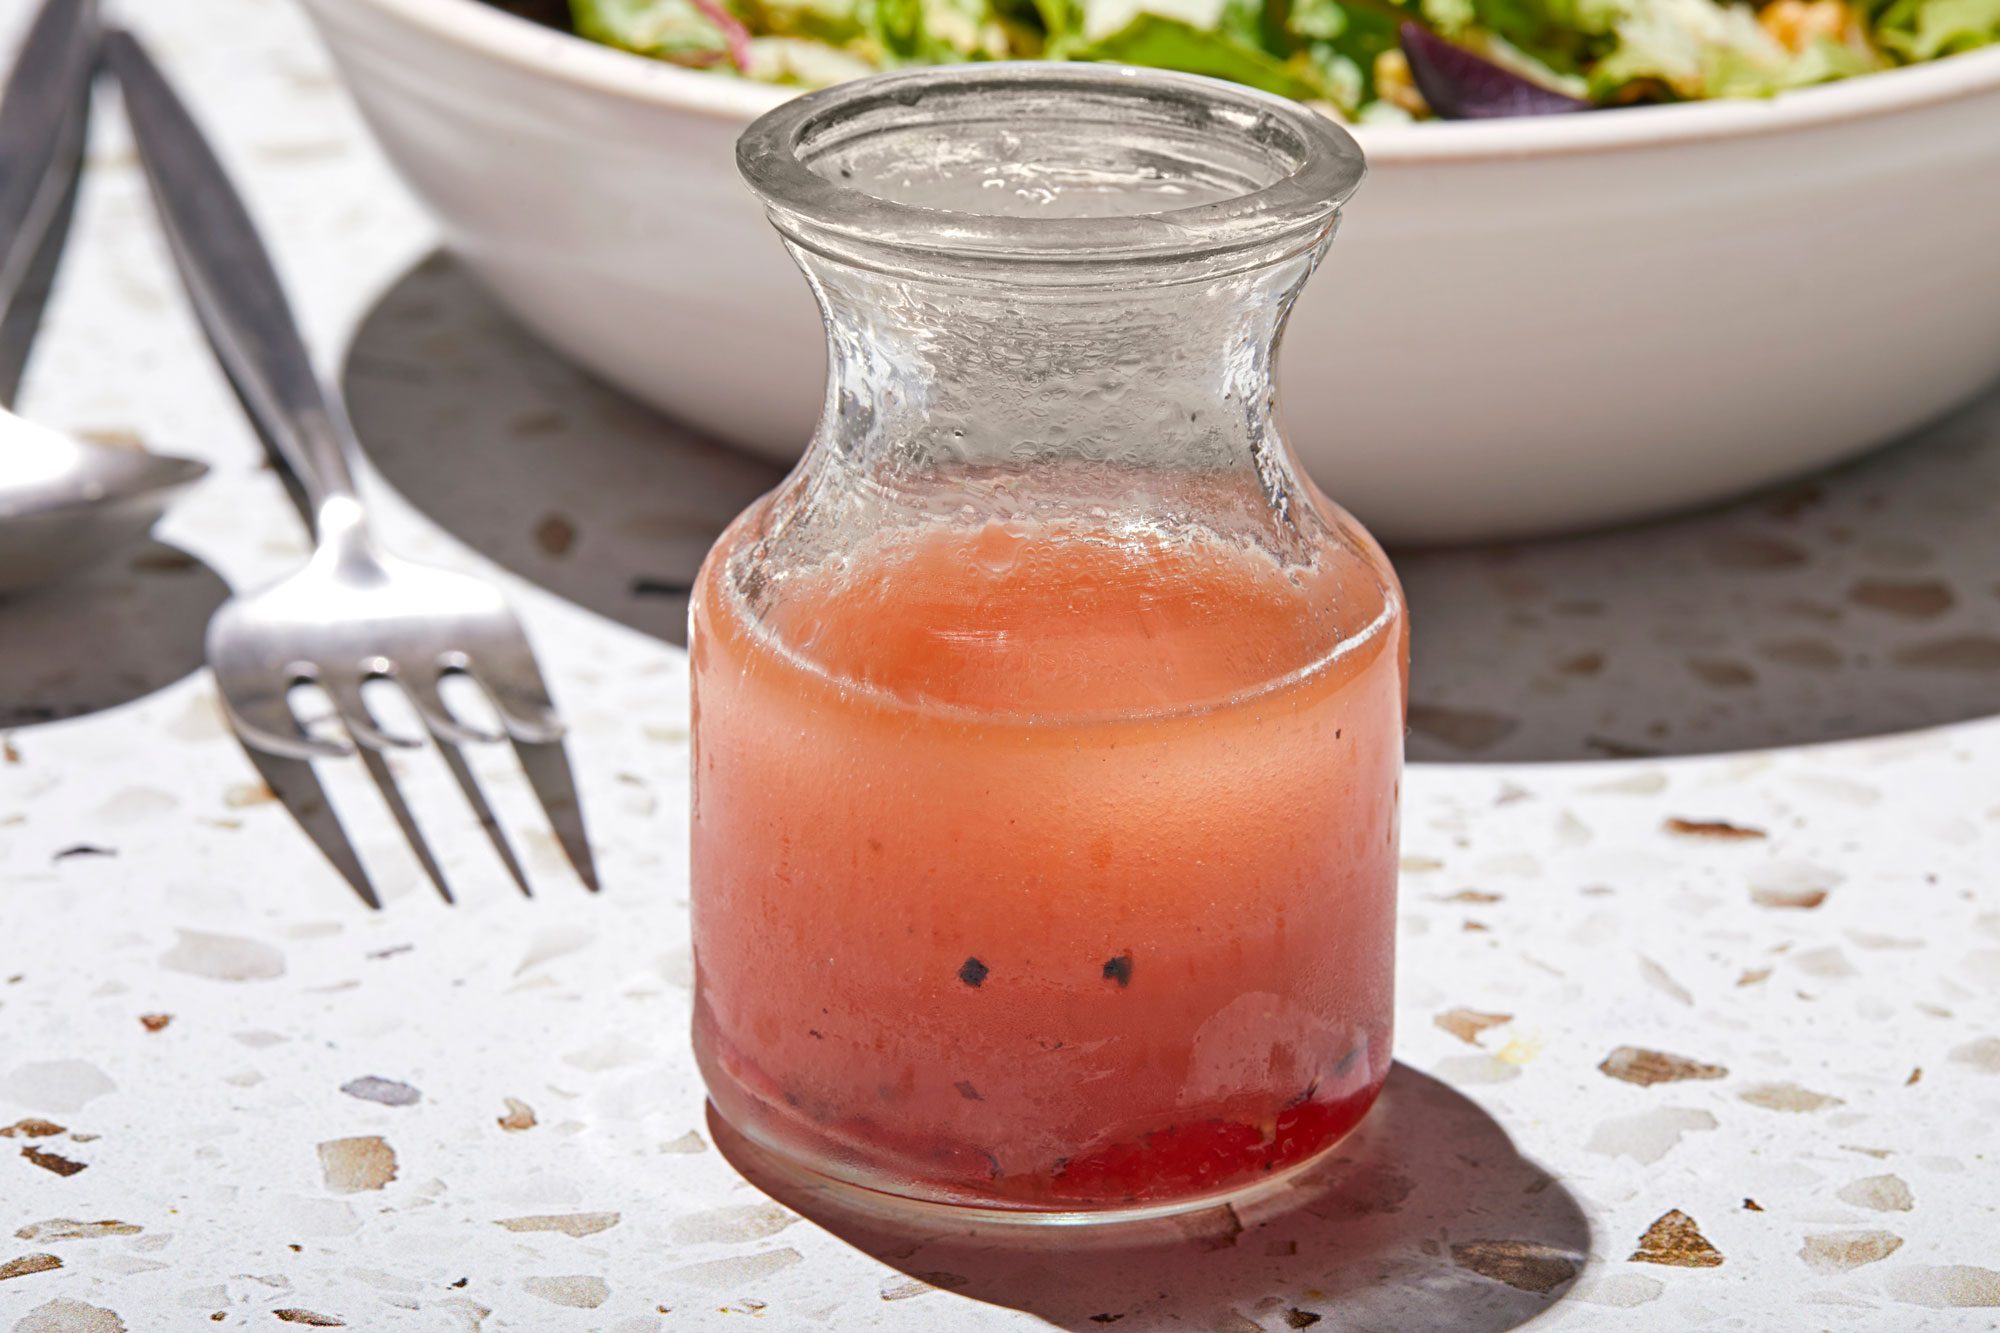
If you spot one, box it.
[691,512,1405,1209]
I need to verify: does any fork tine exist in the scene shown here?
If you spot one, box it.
[514,738,600,892]
[239,742,381,910]
[354,744,455,905]
[217,683,350,762]
[430,735,534,898]
[318,674,420,752]
[396,671,503,746]
[451,654,565,744]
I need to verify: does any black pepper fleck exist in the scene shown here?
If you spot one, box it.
[955,1080,982,1101]
[1102,954,1133,987]
[807,1029,824,1040]
[958,957,989,987]
[1284,1311,1323,1329]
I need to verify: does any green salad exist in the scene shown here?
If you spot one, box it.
[567,0,1998,118]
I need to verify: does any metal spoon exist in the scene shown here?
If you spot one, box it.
[0,0,205,597]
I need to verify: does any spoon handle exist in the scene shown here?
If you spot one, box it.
[0,0,98,327]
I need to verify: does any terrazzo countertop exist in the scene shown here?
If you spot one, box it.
[3,1,1999,1328]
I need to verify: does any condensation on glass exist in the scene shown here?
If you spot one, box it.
[691,64,1407,1223]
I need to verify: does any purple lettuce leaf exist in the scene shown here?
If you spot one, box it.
[1399,23,1594,119]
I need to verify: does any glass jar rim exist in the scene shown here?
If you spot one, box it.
[735,63,1366,272]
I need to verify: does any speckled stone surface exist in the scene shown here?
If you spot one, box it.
[3,1,1999,1328]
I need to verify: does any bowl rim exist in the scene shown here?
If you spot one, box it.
[319,0,2000,161]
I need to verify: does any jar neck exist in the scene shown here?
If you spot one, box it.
[792,241,1328,497]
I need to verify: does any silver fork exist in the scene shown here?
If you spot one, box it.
[106,29,597,906]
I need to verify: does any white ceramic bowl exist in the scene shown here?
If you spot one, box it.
[303,0,2000,542]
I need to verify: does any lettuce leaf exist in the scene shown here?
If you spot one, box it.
[573,0,743,58]
[1075,10,1332,96]
[1873,0,2000,56]
[1587,0,1880,97]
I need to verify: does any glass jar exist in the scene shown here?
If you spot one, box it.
[690,64,1406,1223]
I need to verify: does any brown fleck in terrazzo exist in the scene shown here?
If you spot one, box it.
[667,1203,797,1246]
[1736,967,1773,986]
[497,1098,537,1131]
[0,1119,65,1138]
[1893,636,2000,672]
[1706,533,1809,570]
[1948,1036,2000,1073]
[1407,704,1519,753]
[1886,1265,2000,1309]
[1685,657,1757,688]
[519,1275,609,1309]
[533,513,578,557]
[1450,1240,1581,1293]
[1848,578,1954,619]
[511,409,567,436]
[665,1248,803,1289]
[1584,735,1662,759]
[1743,1198,1763,1211]
[1629,1210,1723,1267]
[1792,945,1856,979]
[273,1311,346,1327]
[1435,1008,1511,1045]
[1739,1082,1843,1113]
[1299,1160,1415,1219]
[0,1253,61,1281]
[224,782,278,808]
[15,1219,141,1241]
[317,1136,397,1192]
[1638,957,1693,1006]
[1434,889,1502,904]
[1282,1310,1323,1328]
[1556,652,1605,677]
[1749,865,1834,909]
[20,1146,85,1177]
[1172,1203,1244,1251]
[1665,817,1766,840]
[1836,1175,1914,1212]
[1800,1231,1903,1272]
[495,1212,620,1238]
[1598,1047,1728,1087]
[1756,638,1842,669]
[880,1272,970,1301]
[12,1298,127,1332]
[138,1014,171,1033]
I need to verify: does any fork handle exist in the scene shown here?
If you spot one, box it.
[105,28,363,530]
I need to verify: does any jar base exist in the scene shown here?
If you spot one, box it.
[705,1094,1377,1232]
